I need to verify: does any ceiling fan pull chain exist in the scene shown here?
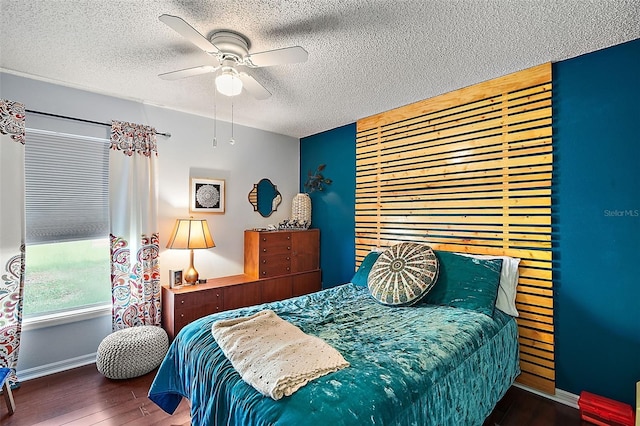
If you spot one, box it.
[213,84,218,148]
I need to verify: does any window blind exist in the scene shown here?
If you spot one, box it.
[25,129,109,244]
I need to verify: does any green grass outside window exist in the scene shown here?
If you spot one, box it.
[24,239,111,317]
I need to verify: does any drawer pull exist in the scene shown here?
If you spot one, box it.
[262,259,266,264]
[287,246,291,250]
[263,248,267,252]
[180,313,184,318]
[262,237,267,241]
[286,257,290,261]
[262,271,267,275]
[180,300,184,304]
[286,267,290,271]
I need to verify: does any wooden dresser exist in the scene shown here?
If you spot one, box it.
[162,229,321,339]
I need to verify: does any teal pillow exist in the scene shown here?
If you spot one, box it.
[423,251,502,316]
[351,251,382,286]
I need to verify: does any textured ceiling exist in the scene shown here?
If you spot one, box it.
[1,0,639,138]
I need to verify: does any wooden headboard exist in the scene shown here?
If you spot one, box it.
[355,63,554,394]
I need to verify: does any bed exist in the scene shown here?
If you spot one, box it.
[149,245,521,425]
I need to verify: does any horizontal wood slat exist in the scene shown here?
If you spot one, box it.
[518,312,553,326]
[517,372,556,395]
[519,360,555,382]
[518,318,554,333]
[356,63,554,395]
[517,321,554,341]
[516,303,553,318]
[521,352,555,370]
[519,337,554,354]
[355,215,552,226]
[520,344,554,362]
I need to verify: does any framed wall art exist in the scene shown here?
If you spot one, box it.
[190,178,225,213]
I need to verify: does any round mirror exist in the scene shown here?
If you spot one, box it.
[248,178,282,217]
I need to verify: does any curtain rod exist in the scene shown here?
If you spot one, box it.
[25,109,172,138]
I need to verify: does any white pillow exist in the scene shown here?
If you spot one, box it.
[457,253,520,317]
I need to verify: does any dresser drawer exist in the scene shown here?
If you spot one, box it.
[259,232,292,255]
[259,254,291,277]
[172,313,190,333]
[260,263,291,277]
[174,289,223,324]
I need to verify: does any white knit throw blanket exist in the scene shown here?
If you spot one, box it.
[211,309,350,400]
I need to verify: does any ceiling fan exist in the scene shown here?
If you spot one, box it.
[158,14,308,100]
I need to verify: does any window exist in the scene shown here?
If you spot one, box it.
[24,239,110,315]
[24,129,110,318]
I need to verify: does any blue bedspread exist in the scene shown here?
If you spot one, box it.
[149,284,520,425]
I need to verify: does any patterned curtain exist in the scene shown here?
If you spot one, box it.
[0,99,26,387]
[109,120,160,331]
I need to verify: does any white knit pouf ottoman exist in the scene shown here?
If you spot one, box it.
[96,325,169,379]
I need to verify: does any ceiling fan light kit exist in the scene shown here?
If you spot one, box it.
[216,68,243,97]
[158,14,308,100]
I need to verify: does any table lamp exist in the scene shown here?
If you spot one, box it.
[166,218,215,285]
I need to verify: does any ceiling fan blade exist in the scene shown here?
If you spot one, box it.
[238,73,271,100]
[159,65,219,80]
[246,46,308,67]
[159,14,219,54]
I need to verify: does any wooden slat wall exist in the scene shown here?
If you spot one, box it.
[355,63,554,395]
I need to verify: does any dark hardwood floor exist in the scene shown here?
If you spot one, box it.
[1,364,582,425]
[483,386,584,426]
[1,365,190,426]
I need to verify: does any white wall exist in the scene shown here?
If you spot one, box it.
[0,71,299,377]
[155,105,300,280]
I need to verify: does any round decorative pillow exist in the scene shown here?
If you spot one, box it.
[368,242,439,306]
[96,325,169,380]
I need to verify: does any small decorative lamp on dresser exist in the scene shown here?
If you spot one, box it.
[166,218,216,285]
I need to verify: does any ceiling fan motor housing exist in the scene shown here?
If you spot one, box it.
[210,31,249,62]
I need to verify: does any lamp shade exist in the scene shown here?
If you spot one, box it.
[215,72,243,97]
[166,218,215,250]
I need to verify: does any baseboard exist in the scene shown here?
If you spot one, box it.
[554,388,580,409]
[513,383,580,409]
[17,353,96,382]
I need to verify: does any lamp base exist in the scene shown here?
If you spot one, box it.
[183,266,198,285]
[184,249,199,285]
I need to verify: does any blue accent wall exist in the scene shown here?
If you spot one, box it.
[300,124,356,288]
[554,38,640,405]
[301,39,639,405]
